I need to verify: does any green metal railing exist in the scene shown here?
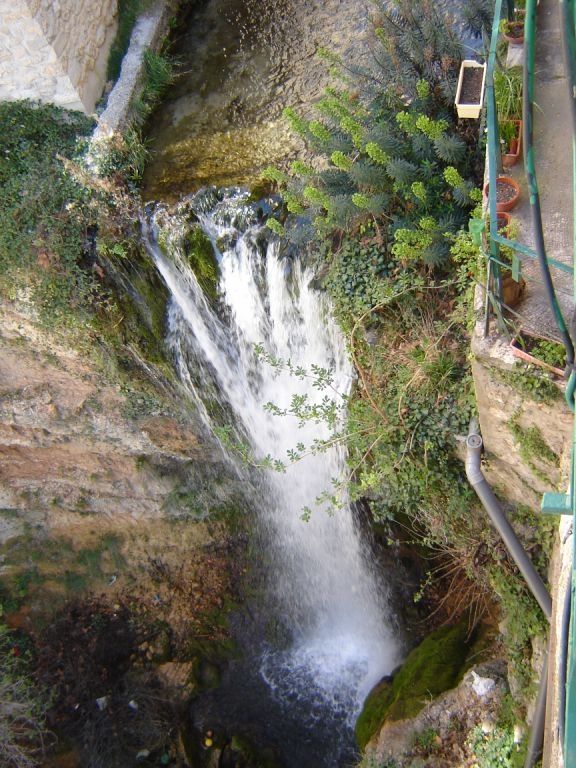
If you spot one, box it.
[559,0,576,761]
[484,0,574,333]
[484,0,576,763]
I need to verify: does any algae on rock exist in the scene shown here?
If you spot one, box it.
[355,619,474,750]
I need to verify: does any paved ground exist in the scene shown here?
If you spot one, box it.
[481,1,574,765]
[516,5,574,767]
[501,0,574,341]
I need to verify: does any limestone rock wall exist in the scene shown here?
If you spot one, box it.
[471,327,572,511]
[0,0,117,113]
[0,304,237,538]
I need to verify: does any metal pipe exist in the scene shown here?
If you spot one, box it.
[465,424,552,768]
[465,430,552,620]
[524,649,548,768]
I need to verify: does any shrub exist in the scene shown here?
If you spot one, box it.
[0,622,47,767]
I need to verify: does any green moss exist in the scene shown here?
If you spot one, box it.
[355,620,472,750]
[508,418,559,480]
[183,225,220,302]
[62,570,89,594]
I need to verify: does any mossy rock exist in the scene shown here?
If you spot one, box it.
[183,225,220,302]
[355,619,473,750]
[222,734,281,768]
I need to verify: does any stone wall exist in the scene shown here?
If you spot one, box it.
[0,0,117,113]
[471,324,571,512]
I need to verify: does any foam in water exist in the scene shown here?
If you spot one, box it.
[145,188,401,747]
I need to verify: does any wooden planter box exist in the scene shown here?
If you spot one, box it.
[455,60,487,119]
[510,333,565,377]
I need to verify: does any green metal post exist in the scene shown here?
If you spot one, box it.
[524,0,574,364]
[567,429,576,766]
[558,0,576,761]
[486,0,504,321]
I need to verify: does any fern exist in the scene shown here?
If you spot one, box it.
[328,195,359,227]
[451,182,476,207]
[410,133,435,162]
[319,168,355,196]
[366,123,405,156]
[423,239,451,267]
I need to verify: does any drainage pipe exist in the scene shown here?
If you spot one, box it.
[465,430,552,620]
[465,427,552,768]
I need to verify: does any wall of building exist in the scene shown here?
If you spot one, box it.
[0,0,117,113]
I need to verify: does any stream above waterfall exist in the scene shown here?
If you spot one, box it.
[142,0,370,200]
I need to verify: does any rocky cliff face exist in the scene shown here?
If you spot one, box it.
[0,300,248,625]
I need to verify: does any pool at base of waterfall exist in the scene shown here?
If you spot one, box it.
[188,630,379,767]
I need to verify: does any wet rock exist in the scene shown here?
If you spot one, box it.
[140,415,202,456]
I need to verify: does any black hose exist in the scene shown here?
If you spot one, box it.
[524,650,548,768]
[523,0,575,367]
[559,576,571,753]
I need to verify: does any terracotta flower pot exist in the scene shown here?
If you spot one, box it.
[501,120,523,168]
[483,176,521,212]
[502,20,524,44]
[496,211,512,231]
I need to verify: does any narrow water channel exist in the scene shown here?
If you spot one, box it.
[142,0,370,199]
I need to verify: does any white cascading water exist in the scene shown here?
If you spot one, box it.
[145,188,401,761]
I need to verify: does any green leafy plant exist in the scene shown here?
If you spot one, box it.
[499,119,521,153]
[494,67,523,121]
[530,339,567,369]
[263,3,483,267]
[131,48,177,121]
[508,414,560,483]
[496,368,563,404]
[490,566,548,696]
[469,724,525,767]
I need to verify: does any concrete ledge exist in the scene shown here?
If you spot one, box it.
[94,0,170,138]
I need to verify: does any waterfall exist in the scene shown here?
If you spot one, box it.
[145,187,401,766]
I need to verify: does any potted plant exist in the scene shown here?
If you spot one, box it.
[494,66,523,119]
[499,16,524,45]
[500,119,523,167]
[486,214,525,307]
[483,175,521,212]
[494,66,523,167]
[510,331,566,376]
[455,60,487,119]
